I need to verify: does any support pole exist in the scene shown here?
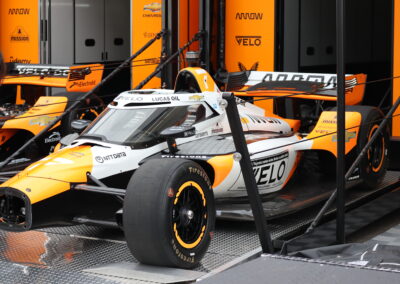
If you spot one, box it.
[134,32,202,90]
[222,92,274,253]
[336,0,346,244]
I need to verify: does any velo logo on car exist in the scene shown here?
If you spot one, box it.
[95,152,127,163]
[251,151,289,189]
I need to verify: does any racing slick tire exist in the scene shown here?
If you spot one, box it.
[351,106,389,189]
[123,158,215,268]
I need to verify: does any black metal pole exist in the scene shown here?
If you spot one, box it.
[222,92,274,253]
[0,30,165,170]
[306,96,400,234]
[134,32,202,90]
[336,0,346,244]
[217,0,226,72]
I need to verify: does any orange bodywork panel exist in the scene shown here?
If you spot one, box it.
[207,154,234,188]
[66,64,104,92]
[2,145,93,204]
[2,96,68,135]
[177,67,221,93]
[306,111,362,157]
[2,76,68,88]
[0,129,18,146]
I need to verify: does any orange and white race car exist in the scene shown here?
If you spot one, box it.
[0,63,104,169]
[0,67,388,268]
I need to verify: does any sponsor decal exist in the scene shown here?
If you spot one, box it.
[10,26,29,42]
[246,114,281,124]
[143,2,161,17]
[95,152,127,163]
[8,8,30,15]
[236,36,262,46]
[69,80,96,89]
[235,12,263,20]
[143,2,161,12]
[151,96,179,102]
[332,131,357,142]
[144,57,160,64]
[171,239,195,263]
[188,95,204,101]
[68,68,91,81]
[211,128,223,134]
[252,151,289,189]
[9,56,31,64]
[143,32,157,38]
[262,73,338,87]
[322,118,337,124]
[116,95,144,102]
[30,116,57,126]
[314,129,332,134]
[238,62,259,72]
[44,132,61,144]
[162,155,209,160]
[15,65,69,77]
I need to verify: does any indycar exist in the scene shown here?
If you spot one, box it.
[0,67,388,268]
[0,63,105,169]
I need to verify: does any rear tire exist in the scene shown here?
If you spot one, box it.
[123,158,215,268]
[354,107,389,188]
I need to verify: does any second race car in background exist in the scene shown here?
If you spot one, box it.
[0,63,105,169]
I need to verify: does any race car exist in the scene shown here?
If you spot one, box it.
[0,67,388,269]
[0,63,105,169]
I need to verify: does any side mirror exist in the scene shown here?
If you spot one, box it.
[71,119,90,133]
[160,126,196,154]
[160,126,196,139]
[59,133,79,147]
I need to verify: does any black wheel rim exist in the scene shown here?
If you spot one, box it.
[172,181,207,249]
[368,125,385,173]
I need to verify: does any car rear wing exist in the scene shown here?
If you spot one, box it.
[3,63,104,92]
[231,71,367,105]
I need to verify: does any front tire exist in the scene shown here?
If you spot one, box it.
[123,158,215,268]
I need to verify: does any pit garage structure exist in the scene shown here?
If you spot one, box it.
[0,0,400,283]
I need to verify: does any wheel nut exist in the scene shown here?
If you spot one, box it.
[187,210,194,220]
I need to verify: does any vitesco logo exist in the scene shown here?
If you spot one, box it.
[235,13,263,20]
[235,36,262,46]
[95,156,104,163]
